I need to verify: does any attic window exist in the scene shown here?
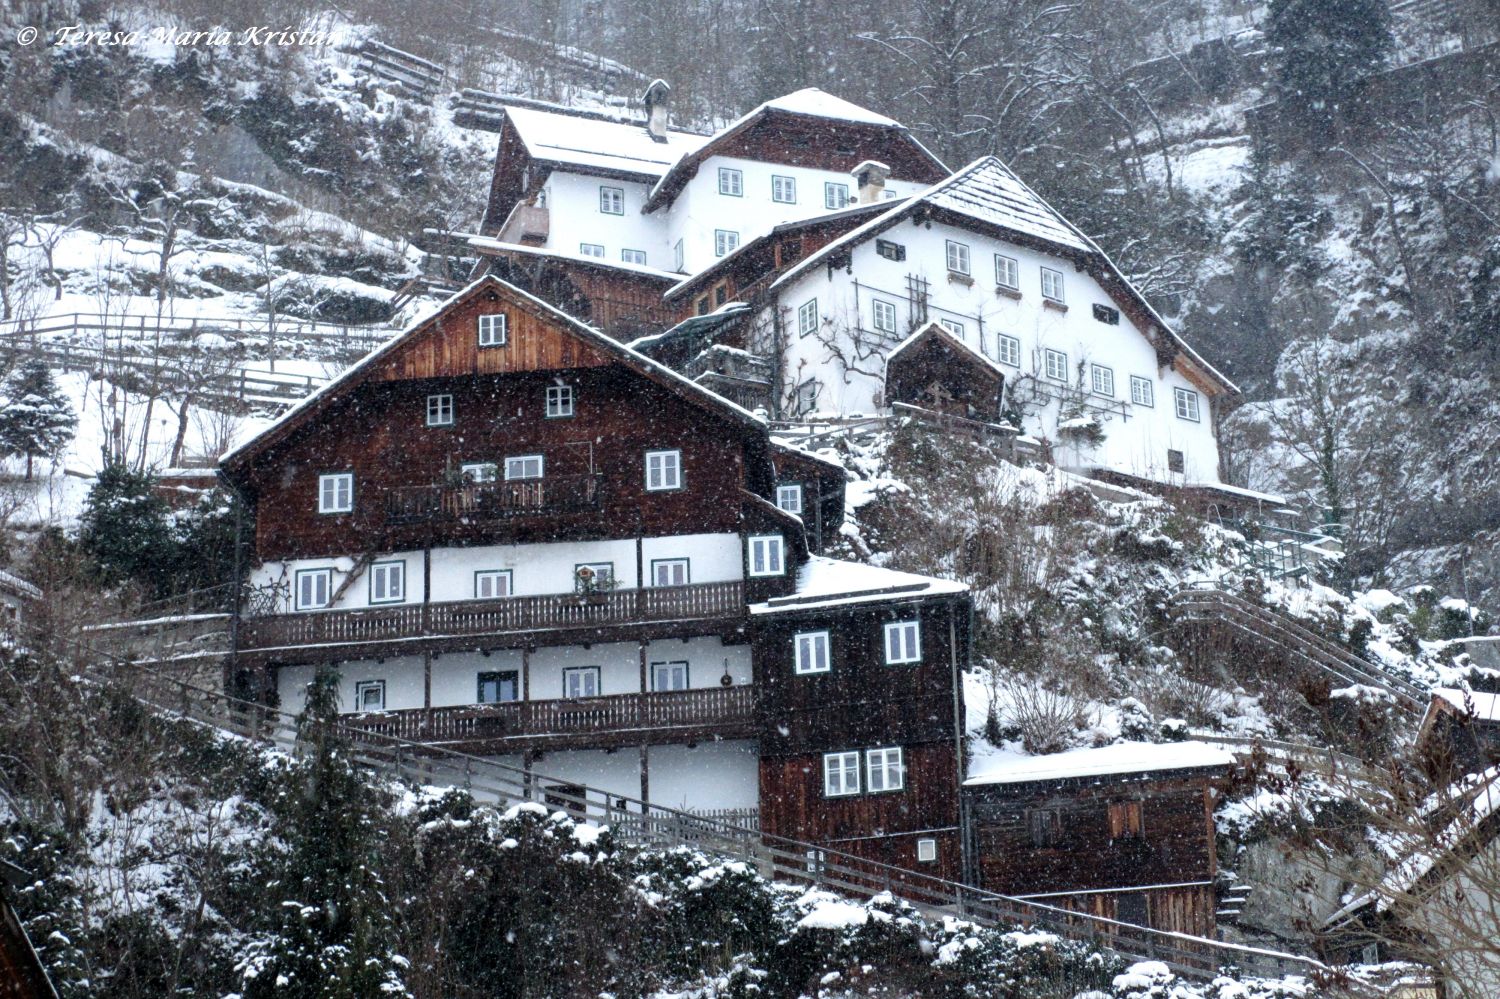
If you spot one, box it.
[478,313,507,347]
[1093,303,1121,325]
[876,239,906,262]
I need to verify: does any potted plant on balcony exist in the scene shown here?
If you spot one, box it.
[571,566,616,605]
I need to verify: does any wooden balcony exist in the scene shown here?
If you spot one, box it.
[341,684,758,751]
[385,474,602,525]
[238,580,746,655]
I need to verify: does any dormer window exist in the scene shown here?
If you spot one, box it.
[599,186,624,215]
[718,167,743,196]
[477,313,507,347]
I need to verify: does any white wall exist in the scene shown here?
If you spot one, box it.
[541,172,668,268]
[276,655,425,716]
[772,215,1225,483]
[430,649,524,707]
[648,740,759,810]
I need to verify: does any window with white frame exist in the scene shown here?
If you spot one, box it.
[996,334,1020,367]
[563,666,601,699]
[824,182,849,209]
[295,568,332,610]
[579,242,605,258]
[1041,267,1065,303]
[794,630,830,674]
[426,394,454,426]
[652,660,689,691]
[1044,348,1068,382]
[798,298,818,338]
[545,384,574,418]
[461,462,498,483]
[1174,387,1201,422]
[748,535,784,576]
[776,483,803,514]
[939,317,965,337]
[946,239,970,275]
[651,558,690,586]
[621,248,647,265]
[1130,376,1154,408]
[794,378,818,415]
[714,229,739,257]
[369,561,405,604]
[478,313,507,347]
[916,838,937,863]
[866,746,905,792]
[823,750,861,796]
[995,254,1020,290]
[674,239,685,271]
[872,298,897,335]
[474,569,512,599]
[1091,364,1115,397]
[718,167,743,196]
[318,473,353,513]
[354,679,386,712]
[645,449,682,491]
[884,619,921,664]
[504,454,544,480]
[772,175,797,203]
[599,186,624,214]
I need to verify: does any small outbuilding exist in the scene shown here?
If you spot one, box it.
[884,321,1005,422]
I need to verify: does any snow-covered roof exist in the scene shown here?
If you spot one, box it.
[964,741,1237,787]
[758,88,901,127]
[468,236,683,282]
[1431,687,1500,724]
[627,302,752,353]
[0,569,41,600]
[504,104,708,179]
[748,555,967,615]
[886,320,1007,379]
[1183,480,1288,505]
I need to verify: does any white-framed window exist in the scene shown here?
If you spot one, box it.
[563,666,601,699]
[673,239,685,271]
[477,670,519,703]
[866,746,905,792]
[1174,387,1201,422]
[426,394,454,426]
[798,298,818,338]
[995,254,1019,290]
[748,535,785,576]
[652,660,689,691]
[946,240,970,275]
[461,462,498,483]
[939,317,965,337]
[714,229,739,257]
[823,751,861,796]
[1130,376,1154,408]
[599,186,624,214]
[776,483,803,514]
[651,558,690,586]
[478,313,507,347]
[354,679,386,712]
[1041,267,1065,303]
[828,747,864,792]
[504,454,544,480]
[772,175,797,203]
[1091,364,1115,397]
[794,378,818,416]
[318,473,353,514]
[645,449,682,491]
[369,561,405,605]
[475,569,512,599]
[872,298,897,335]
[579,242,605,258]
[545,384,574,418]
[295,568,332,611]
[824,182,849,209]
[718,167,743,196]
[794,630,830,674]
[884,619,922,664]
[916,838,937,863]
[621,248,647,265]
[1044,348,1068,382]
[996,334,1020,367]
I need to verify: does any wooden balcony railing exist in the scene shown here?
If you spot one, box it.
[385,474,603,525]
[341,684,757,746]
[238,580,746,651]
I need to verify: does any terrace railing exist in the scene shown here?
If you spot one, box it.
[384,474,603,524]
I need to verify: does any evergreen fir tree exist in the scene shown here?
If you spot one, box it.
[1265,0,1394,126]
[77,463,179,596]
[0,360,75,480]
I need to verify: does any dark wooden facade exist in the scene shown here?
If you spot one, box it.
[475,246,680,343]
[1418,692,1500,780]
[884,323,1004,421]
[964,767,1229,938]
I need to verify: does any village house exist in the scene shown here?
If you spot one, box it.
[218,275,972,872]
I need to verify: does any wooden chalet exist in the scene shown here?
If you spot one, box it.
[219,276,973,864]
[884,321,1006,422]
[962,741,1236,937]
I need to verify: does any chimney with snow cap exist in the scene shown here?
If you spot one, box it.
[853,160,891,204]
[643,79,671,143]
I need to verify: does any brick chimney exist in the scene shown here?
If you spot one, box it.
[643,79,671,143]
[852,160,891,204]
